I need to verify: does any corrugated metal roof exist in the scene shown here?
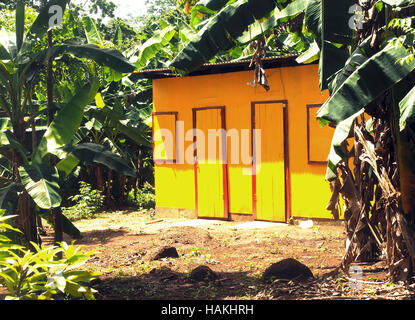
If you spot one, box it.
[133,54,301,79]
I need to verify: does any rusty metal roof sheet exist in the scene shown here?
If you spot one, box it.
[132,54,302,79]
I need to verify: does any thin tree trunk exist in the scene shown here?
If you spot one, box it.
[96,165,104,192]
[43,1,63,250]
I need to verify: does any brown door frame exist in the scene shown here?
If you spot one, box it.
[251,100,291,222]
[192,106,230,220]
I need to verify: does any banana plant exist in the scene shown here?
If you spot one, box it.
[0,1,136,243]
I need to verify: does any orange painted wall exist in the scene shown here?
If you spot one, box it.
[152,63,334,220]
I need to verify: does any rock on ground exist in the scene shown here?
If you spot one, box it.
[262,258,314,282]
[189,265,218,282]
[151,246,179,260]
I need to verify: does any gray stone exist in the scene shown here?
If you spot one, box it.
[262,258,314,282]
[189,265,218,282]
[152,246,179,260]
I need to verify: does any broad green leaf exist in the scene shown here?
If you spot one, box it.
[195,0,230,11]
[0,130,28,164]
[171,0,278,74]
[89,107,151,147]
[237,0,308,45]
[81,16,104,46]
[305,0,355,89]
[56,153,80,177]
[0,28,15,60]
[399,85,415,131]
[16,1,25,52]
[296,40,320,64]
[26,0,68,41]
[70,143,137,177]
[134,26,176,70]
[19,164,61,209]
[317,43,415,125]
[45,43,136,73]
[381,0,415,6]
[33,78,99,163]
[327,36,377,95]
[0,182,23,211]
[113,24,123,48]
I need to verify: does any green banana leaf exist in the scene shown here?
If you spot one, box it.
[305,0,355,90]
[0,130,28,164]
[88,106,151,147]
[39,43,136,74]
[327,36,377,95]
[304,0,321,45]
[33,78,99,164]
[0,28,15,60]
[317,43,415,125]
[0,182,24,211]
[24,0,69,47]
[56,153,80,177]
[171,0,283,74]
[295,40,320,64]
[15,1,25,52]
[81,16,104,46]
[19,164,61,209]
[236,0,308,45]
[399,85,415,131]
[69,143,137,178]
[133,26,176,70]
[381,0,414,6]
[195,0,230,11]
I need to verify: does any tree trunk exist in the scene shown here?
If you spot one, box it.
[95,165,104,192]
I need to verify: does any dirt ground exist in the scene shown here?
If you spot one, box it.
[36,210,415,300]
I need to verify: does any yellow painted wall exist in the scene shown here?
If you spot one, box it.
[152,63,333,220]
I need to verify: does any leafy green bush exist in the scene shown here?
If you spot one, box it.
[127,182,155,209]
[0,212,99,300]
[63,181,105,221]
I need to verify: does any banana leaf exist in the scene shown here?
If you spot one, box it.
[24,0,69,47]
[381,0,414,6]
[317,43,415,125]
[15,1,24,52]
[81,16,104,46]
[399,85,415,131]
[0,130,28,164]
[195,0,230,11]
[0,182,24,211]
[236,0,308,45]
[19,164,61,210]
[69,143,137,178]
[133,26,176,70]
[33,78,99,164]
[88,106,151,147]
[171,0,283,74]
[39,43,136,73]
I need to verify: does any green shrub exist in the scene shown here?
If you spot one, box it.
[0,212,99,300]
[63,181,105,221]
[128,182,155,209]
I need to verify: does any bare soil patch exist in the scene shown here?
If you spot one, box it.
[38,210,415,300]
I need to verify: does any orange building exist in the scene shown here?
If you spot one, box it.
[137,55,335,222]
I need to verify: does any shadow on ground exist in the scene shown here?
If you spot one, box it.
[93,268,271,300]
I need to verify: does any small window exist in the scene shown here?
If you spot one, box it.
[307,104,334,164]
[153,112,178,164]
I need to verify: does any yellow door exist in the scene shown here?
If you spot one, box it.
[253,102,286,222]
[194,107,228,219]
